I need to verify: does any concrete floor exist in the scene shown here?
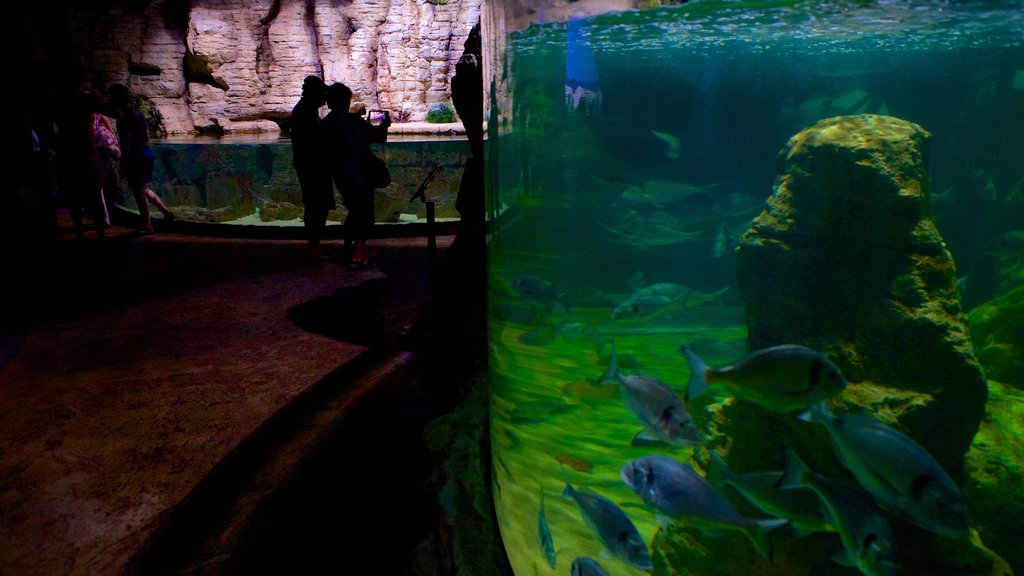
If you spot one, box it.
[0,214,461,575]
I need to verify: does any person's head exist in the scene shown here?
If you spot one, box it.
[108,83,132,108]
[301,75,326,104]
[326,82,352,112]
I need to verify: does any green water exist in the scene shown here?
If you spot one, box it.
[486,2,1024,575]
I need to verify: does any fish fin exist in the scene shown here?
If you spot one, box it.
[777,449,807,490]
[682,345,710,401]
[562,481,574,500]
[597,338,620,386]
[705,451,732,487]
[750,519,788,560]
[797,400,829,423]
[630,430,668,448]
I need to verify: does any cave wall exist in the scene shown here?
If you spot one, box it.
[18,0,481,135]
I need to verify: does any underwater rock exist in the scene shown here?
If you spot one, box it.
[968,285,1024,388]
[735,114,987,471]
[655,114,1005,576]
[259,201,301,222]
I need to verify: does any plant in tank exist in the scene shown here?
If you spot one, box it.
[426,102,457,123]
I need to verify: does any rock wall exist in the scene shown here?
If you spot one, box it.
[26,0,481,135]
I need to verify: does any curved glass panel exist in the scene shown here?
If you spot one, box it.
[486,2,1024,575]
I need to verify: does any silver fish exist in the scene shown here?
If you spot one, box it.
[622,179,718,207]
[800,403,969,537]
[592,211,706,248]
[601,339,699,447]
[779,449,898,576]
[562,482,653,570]
[570,556,610,576]
[684,344,847,413]
[510,275,571,313]
[612,282,690,320]
[621,455,787,558]
[705,451,831,537]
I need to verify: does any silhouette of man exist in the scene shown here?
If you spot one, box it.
[290,75,333,258]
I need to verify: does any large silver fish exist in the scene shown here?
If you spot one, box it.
[620,455,787,558]
[683,344,847,413]
[611,282,689,320]
[779,450,898,576]
[600,339,699,447]
[705,451,831,537]
[800,403,969,537]
[592,211,706,248]
[562,482,653,571]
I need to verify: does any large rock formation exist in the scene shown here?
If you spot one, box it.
[735,114,987,471]
[22,0,481,134]
[651,115,1005,576]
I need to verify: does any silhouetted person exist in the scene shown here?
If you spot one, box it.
[290,75,333,259]
[320,82,390,269]
[54,82,108,240]
[108,83,173,234]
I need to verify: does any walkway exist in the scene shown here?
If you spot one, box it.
[0,216,452,575]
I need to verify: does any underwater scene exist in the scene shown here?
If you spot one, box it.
[109,137,468,226]
[486,2,1024,576]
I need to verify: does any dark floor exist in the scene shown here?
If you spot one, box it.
[0,213,482,575]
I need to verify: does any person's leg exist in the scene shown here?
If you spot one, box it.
[144,186,173,219]
[131,184,153,231]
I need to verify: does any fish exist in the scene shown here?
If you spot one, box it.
[510,275,571,313]
[621,455,787,558]
[779,449,898,576]
[612,282,690,320]
[570,556,610,576]
[539,491,557,568]
[651,130,682,159]
[683,344,848,413]
[705,451,831,537]
[622,179,718,207]
[799,402,969,537]
[600,339,699,447]
[592,211,706,248]
[562,482,653,571]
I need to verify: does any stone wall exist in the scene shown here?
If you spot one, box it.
[25,0,481,135]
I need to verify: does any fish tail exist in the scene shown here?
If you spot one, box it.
[562,481,575,500]
[682,345,710,401]
[777,448,808,490]
[597,339,620,385]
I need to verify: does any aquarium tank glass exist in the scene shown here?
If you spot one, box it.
[109,136,468,227]
[484,2,1024,575]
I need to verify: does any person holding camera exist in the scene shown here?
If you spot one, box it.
[319,82,390,269]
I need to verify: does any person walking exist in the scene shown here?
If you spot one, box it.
[290,75,334,259]
[108,83,174,234]
[320,82,390,269]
